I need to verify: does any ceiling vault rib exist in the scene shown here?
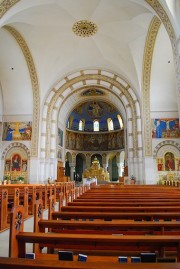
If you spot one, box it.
[142,16,161,157]
[3,25,40,157]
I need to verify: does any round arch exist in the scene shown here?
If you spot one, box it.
[40,69,142,165]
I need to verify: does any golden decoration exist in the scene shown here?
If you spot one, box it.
[72,20,98,37]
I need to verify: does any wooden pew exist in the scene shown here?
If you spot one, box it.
[32,199,180,237]
[1,185,30,218]
[51,210,180,221]
[68,201,180,207]
[75,198,180,203]
[0,188,8,231]
[10,227,180,261]
[61,205,180,213]
[1,257,180,269]
[9,204,180,265]
[36,218,180,235]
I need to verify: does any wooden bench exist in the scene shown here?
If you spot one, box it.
[76,198,180,203]
[61,205,180,213]
[51,210,180,221]
[1,257,180,269]
[36,218,180,235]
[68,201,180,207]
[9,204,180,265]
[0,188,8,231]
[10,226,180,261]
[31,199,180,236]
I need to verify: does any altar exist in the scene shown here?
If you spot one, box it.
[82,156,110,182]
[83,177,97,186]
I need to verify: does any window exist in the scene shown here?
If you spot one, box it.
[107,118,114,131]
[93,120,99,131]
[117,115,124,129]
[78,119,85,131]
[79,120,83,131]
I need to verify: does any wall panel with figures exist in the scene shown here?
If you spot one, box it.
[2,122,32,141]
[152,118,179,139]
[66,129,124,151]
[3,146,29,184]
[154,142,180,184]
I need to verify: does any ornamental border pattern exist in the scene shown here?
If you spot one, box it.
[142,16,161,157]
[153,140,180,158]
[1,142,31,160]
[0,0,20,19]
[4,26,40,157]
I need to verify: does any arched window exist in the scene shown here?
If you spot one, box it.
[78,119,85,131]
[68,116,74,129]
[79,120,83,131]
[107,118,114,131]
[117,115,124,129]
[94,120,99,131]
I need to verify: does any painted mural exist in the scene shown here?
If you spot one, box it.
[66,130,124,151]
[152,118,179,138]
[67,101,121,132]
[4,152,28,183]
[3,122,32,141]
[157,154,180,172]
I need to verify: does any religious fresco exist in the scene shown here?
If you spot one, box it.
[3,122,32,141]
[152,118,179,138]
[81,89,105,97]
[165,152,175,171]
[157,158,164,171]
[66,130,124,151]
[12,154,21,171]
[87,101,104,118]
[4,152,28,183]
[156,155,180,172]
[58,128,63,147]
[67,101,120,132]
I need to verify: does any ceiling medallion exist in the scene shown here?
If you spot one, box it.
[72,20,98,37]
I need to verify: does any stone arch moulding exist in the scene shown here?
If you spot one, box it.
[153,140,180,158]
[40,69,142,161]
[1,142,31,160]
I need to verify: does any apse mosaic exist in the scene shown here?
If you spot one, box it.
[3,122,32,141]
[68,101,121,132]
[152,118,179,138]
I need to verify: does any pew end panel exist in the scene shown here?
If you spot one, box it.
[0,188,8,231]
[33,199,44,253]
[9,205,25,258]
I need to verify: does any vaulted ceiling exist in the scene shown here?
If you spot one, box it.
[0,0,179,119]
